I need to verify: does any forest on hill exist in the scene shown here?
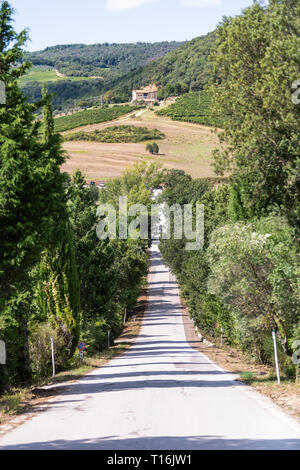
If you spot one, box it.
[23,41,185,78]
[21,32,215,112]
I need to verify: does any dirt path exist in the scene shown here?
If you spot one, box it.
[54,69,66,79]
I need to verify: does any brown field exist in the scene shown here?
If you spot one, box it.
[61,108,222,182]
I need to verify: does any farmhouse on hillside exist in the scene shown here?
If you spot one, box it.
[132,84,158,106]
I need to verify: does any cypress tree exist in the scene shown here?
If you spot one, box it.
[0,2,68,388]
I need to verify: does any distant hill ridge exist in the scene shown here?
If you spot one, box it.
[21,32,215,112]
[23,41,185,78]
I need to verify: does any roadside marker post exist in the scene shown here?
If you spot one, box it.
[272,330,281,385]
[50,337,55,377]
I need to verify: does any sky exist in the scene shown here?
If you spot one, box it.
[9,0,255,51]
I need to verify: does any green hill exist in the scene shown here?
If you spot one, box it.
[23,42,184,79]
[21,33,215,113]
[111,31,216,97]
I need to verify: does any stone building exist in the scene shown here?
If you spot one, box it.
[132,84,158,106]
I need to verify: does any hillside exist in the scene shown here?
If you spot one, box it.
[111,31,216,97]
[24,42,185,78]
[156,91,223,128]
[21,32,215,113]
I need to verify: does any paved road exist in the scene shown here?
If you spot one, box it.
[1,242,300,450]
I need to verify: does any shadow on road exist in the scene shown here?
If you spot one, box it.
[3,435,300,450]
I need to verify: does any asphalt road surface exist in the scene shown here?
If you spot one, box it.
[1,242,300,450]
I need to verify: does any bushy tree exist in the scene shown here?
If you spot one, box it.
[207,217,299,358]
[67,170,117,324]
[208,0,300,229]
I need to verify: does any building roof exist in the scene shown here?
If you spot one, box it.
[133,84,158,94]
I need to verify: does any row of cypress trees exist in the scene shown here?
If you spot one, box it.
[0,2,81,390]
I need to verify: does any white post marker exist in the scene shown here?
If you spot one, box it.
[272,330,281,385]
[0,340,6,365]
[50,337,55,377]
[108,330,111,349]
[123,308,127,326]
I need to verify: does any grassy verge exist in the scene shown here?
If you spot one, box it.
[202,340,300,419]
[0,284,148,426]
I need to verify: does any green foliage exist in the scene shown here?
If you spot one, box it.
[208,0,300,228]
[23,42,184,78]
[157,92,222,127]
[42,84,54,143]
[54,105,143,132]
[20,41,185,112]
[207,217,299,357]
[0,2,70,389]
[66,170,117,325]
[29,323,67,379]
[37,223,81,360]
[157,82,189,99]
[99,162,164,312]
[0,2,66,295]
[20,32,215,113]
[113,31,216,100]
[64,126,164,143]
[81,319,110,355]
[159,170,233,345]
[146,142,159,155]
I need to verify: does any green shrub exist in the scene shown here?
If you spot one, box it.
[29,323,67,380]
[207,217,299,364]
[82,319,109,355]
[64,126,164,143]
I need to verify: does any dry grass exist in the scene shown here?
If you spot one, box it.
[61,108,222,182]
[181,301,300,421]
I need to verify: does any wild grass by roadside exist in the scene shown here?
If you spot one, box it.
[205,341,300,420]
[187,323,300,419]
[180,295,300,420]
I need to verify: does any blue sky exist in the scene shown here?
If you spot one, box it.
[9,0,255,51]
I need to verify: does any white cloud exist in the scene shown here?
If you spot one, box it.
[107,0,221,12]
[107,0,157,11]
[180,0,221,6]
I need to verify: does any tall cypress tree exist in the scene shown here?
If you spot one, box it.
[42,83,54,144]
[37,84,81,361]
[0,2,67,388]
[0,1,66,296]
